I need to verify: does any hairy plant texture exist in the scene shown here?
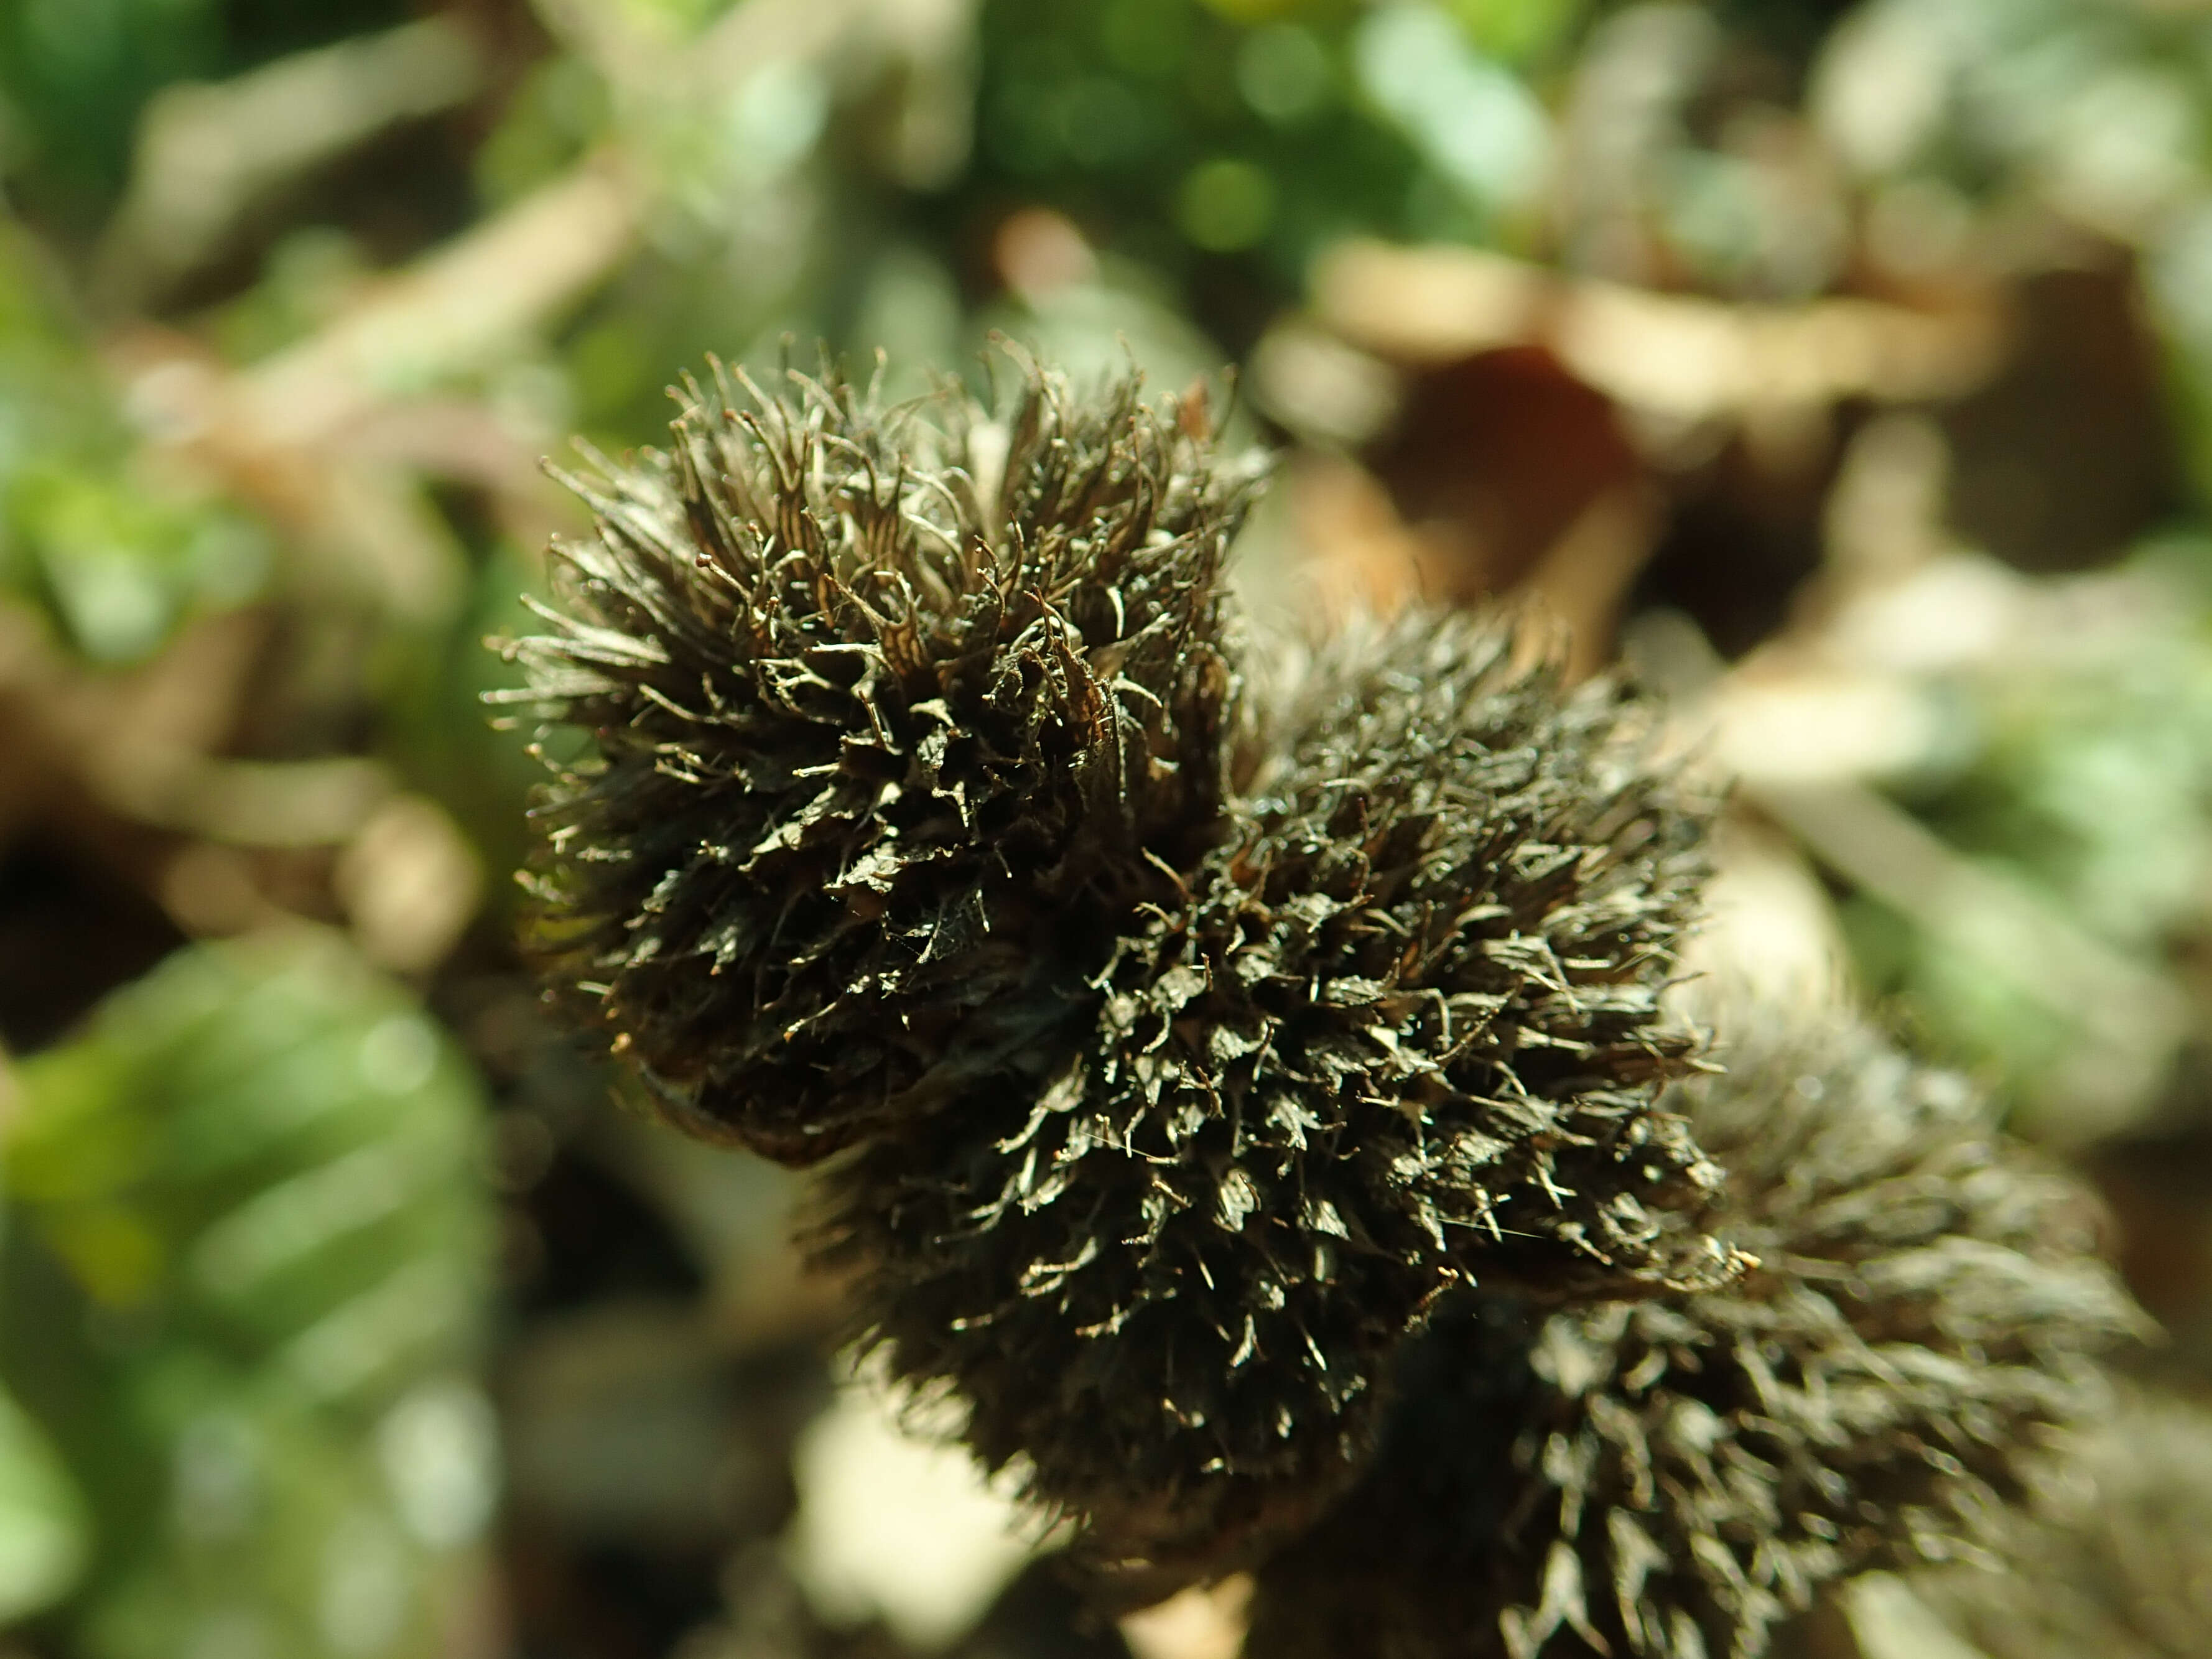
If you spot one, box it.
[509,355,1742,1580]
[818,612,1734,1582]
[1912,1388,2212,1659]
[1242,1018,2143,1659]
[502,358,1260,1163]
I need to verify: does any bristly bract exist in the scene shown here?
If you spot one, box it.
[816,609,1739,1579]
[1242,1015,2144,1659]
[501,353,1262,1162]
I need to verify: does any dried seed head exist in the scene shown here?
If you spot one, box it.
[816,610,1734,1582]
[503,356,1261,1162]
[509,353,1740,1584]
[1912,1387,2212,1659]
[1242,1016,2144,1659]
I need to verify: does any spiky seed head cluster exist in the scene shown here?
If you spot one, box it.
[1912,1388,2212,1659]
[1242,1016,2144,1659]
[816,611,1737,1579]
[504,358,1260,1163]
[509,353,1734,1573]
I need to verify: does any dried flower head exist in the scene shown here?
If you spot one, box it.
[503,356,1260,1162]
[509,353,1739,1583]
[1911,1387,2212,1659]
[817,610,1734,1581]
[1242,1016,2143,1659]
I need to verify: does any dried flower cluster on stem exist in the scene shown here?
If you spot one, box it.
[505,354,2141,1640]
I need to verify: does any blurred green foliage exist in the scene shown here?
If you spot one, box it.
[1846,552,2212,1112]
[0,1390,88,1629]
[1,931,495,1659]
[0,225,267,661]
[0,0,411,227]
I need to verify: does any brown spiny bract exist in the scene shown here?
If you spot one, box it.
[1912,1388,2212,1659]
[816,611,1734,1582]
[503,358,1260,1162]
[1242,1018,2144,1659]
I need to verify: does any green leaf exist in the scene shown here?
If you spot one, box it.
[2,929,498,1658]
[0,1384,89,1625]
